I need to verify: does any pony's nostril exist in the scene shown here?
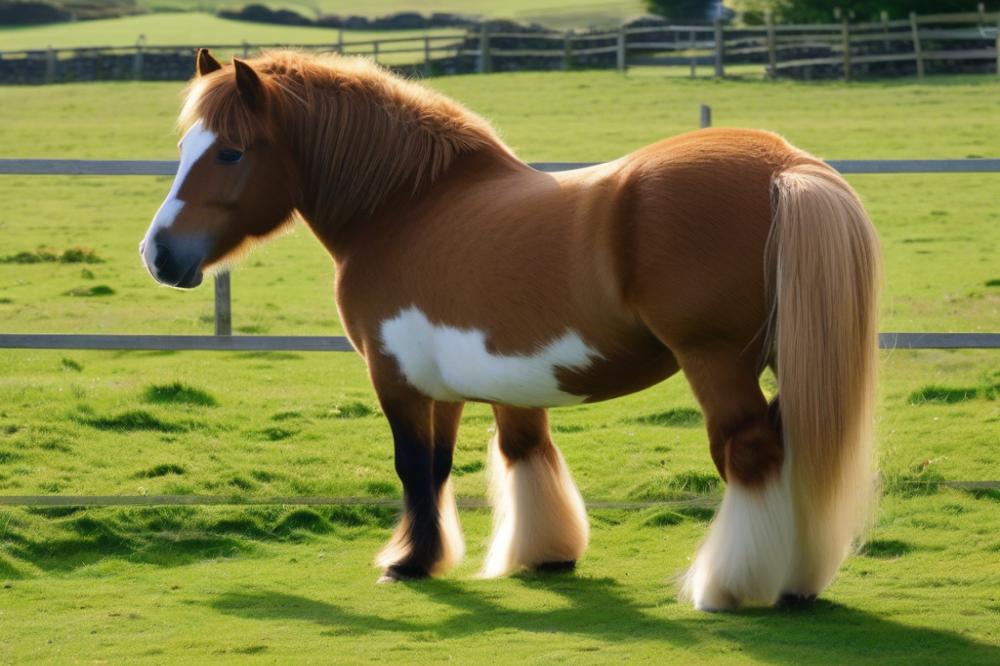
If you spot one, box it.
[153,243,171,269]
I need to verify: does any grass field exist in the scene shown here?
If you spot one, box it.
[0,69,998,663]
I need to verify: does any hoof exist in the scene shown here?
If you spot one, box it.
[535,560,576,574]
[692,591,739,613]
[685,569,739,611]
[378,564,429,584]
[778,593,817,609]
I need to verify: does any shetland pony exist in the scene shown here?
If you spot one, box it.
[139,49,881,610]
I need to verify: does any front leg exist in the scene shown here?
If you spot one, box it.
[372,383,464,581]
[431,400,465,573]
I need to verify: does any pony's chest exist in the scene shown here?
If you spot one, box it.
[378,307,600,407]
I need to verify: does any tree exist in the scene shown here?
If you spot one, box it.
[729,0,998,23]
[643,0,719,22]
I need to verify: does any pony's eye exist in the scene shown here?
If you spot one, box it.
[216,148,244,164]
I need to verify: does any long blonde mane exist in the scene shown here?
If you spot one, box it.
[179,50,515,225]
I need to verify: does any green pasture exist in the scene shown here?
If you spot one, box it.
[0,70,998,662]
[0,12,460,53]
[133,0,646,28]
[0,0,647,53]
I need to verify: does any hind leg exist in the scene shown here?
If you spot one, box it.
[482,406,589,577]
[676,349,791,610]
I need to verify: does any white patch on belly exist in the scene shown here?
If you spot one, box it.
[380,306,601,407]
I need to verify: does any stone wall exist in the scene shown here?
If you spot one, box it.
[0,49,195,85]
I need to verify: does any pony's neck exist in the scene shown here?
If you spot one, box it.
[280,66,521,254]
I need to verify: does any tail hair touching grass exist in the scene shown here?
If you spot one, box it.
[766,158,882,596]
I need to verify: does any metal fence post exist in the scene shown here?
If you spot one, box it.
[616,25,627,73]
[700,104,711,129]
[765,11,776,77]
[214,272,231,336]
[424,35,432,77]
[337,29,344,54]
[713,18,724,77]
[242,41,249,58]
[910,12,924,79]
[372,40,379,63]
[563,31,573,71]
[479,23,491,73]
[132,36,145,80]
[45,46,56,84]
[689,29,697,77]
[841,16,851,81]
[995,18,999,76]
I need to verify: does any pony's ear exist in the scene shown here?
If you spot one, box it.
[233,58,264,108]
[196,48,222,76]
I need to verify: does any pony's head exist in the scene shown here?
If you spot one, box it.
[140,49,296,288]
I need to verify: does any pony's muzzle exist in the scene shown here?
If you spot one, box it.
[142,229,206,289]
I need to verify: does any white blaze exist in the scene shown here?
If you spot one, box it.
[380,306,600,407]
[140,120,217,274]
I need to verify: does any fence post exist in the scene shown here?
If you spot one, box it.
[910,12,924,79]
[479,23,491,73]
[765,11,776,77]
[45,46,56,84]
[372,40,379,63]
[713,18,724,77]
[689,29,696,77]
[841,16,851,81]
[616,25,627,73]
[132,36,145,80]
[214,272,231,336]
[242,41,249,58]
[563,31,573,71]
[881,10,890,51]
[424,35,432,77]
[996,18,1000,76]
[337,29,344,54]
[700,104,711,129]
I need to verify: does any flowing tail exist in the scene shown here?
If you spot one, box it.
[767,159,881,596]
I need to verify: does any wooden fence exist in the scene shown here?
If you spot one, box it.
[1,9,997,82]
[2,112,999,510]
[1,156,999,350]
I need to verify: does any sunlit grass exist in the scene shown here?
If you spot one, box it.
[0,70,998,662]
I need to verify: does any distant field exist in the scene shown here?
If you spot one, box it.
[0,0,647,53]
[0,12,463,51]
[0,70,998,662]
[135,0,647,28]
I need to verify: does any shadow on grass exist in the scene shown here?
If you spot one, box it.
[2,507,395,573]
[208,578,1000,663]
[210,576,699,647]
[3,522,252,572]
